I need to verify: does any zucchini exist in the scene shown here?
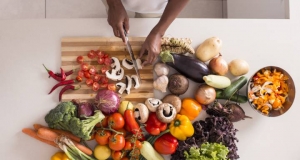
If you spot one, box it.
[140,141,164,160]
[215,89,248,103]
[223,76,247,98]
[203,75,231,89]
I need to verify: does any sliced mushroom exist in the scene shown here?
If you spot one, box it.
[122,58,134,69]
[145,98,162,112]
[156,103,176,123]
[131,75,140,89]
[125,75,132,94]
[136,58,143,69]
[105,68,124,81]
[162,94,182,113]
[116,82,126,94]
[111,57,121,71]
[133,103,149,123]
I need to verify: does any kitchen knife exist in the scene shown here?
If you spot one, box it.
[124,30,142,83]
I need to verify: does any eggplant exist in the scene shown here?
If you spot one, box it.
[166,54,211,83]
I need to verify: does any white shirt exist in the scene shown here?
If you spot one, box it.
[121,0,168,13]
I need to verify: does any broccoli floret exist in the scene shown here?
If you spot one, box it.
[45,101,105,140]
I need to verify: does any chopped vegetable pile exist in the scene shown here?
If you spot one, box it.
[248,68,289,115]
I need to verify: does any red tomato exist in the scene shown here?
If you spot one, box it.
[96,116,108,128]
[108,112,125,130]
[76,76,82,82]
[93,74,102,82]
[101,66,109,74]
[76,55,84,64]
[111,150,122,160]
[104,57,112,66]
[107,83,116,92]
[97,51,105,58]
[115,128,127,138]
[86,78,93,86]
[87,50,97,59]
[109,134,125,151]
[101,76,109,84]
[78,70,84,77]
[133,140,142,149]
[81,63,89,72]
[92,82,100,91]
[123,141,132,151]
[100,83,108,88]
[95,130,111,145]
[84,71,91,79]
[103,53,109,58]
[97,57,105,65]
[89,66,96,75]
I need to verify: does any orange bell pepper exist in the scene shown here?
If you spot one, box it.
[179,98,202,121]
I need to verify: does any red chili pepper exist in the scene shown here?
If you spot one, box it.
[50,69,75,78]
[145,112,167,136]
[48,79,76,94]
[124,109,144,140]
[59,85,81,102]
[43,64,66,81]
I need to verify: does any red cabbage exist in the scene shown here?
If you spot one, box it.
[95,89,120,115]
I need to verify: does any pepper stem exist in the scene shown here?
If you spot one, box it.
[42,64,50,72]
[174,119,181,127]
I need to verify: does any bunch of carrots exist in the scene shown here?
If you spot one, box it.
[22,124,93,158]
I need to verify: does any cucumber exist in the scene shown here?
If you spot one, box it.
[203,75,231,89]
[223,76,248,98]
[216,89,248,103]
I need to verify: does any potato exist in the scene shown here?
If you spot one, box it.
[196,37,222,62]
[228,59,249,76]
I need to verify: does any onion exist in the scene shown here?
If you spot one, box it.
[95,89,120,115]
[194,84,216,105]
[77,102,94,119]
[208,53,228,76]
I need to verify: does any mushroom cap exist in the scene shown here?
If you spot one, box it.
[156,103,176,123]
[145,98,162,112]
[133,103,149,123]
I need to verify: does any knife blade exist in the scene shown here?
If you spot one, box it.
[124,30,142,83]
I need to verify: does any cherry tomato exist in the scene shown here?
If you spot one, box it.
[97,51,105,58]
[123,141,132,151]
[97,57,105,65]
[133,140,142,149]
[101,66,109,74]
[109,134,125,151]
[101,76,109,84]
[95,130,111,145]
[76,55,84,64]
[107,83,116,91]
[84,71,91,79]
[108,112,125,130]
[81,63,89,72]
[104,57,112,66]
[87,50,97,59]
[76,76,82,82]
[89,66,96,75]
[103,53,109,58]
[111,150,122,160]
[78,70,84,77]
[100,83,108,88]
[115,128,127,138]
[93,74,102,82]
[121,157,129,160]
[92,82,100,91]
[86,78,93,86]
[96,116,108,128]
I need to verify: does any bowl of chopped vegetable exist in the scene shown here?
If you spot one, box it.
[247,66,295,117]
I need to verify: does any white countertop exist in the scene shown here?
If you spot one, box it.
[1,1,299,160]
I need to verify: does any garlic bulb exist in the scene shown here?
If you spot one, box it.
[154,63,170,76]
[153,75,169,92]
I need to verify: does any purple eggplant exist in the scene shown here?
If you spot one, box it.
[166,54,211,83]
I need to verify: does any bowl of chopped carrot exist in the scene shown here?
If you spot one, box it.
[247,66,295,117]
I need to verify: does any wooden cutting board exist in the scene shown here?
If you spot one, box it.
[60,37,154,104]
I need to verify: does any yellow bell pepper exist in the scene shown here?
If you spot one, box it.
[179,98,202,121]
[51,152,70,160]
[169,114,194,141]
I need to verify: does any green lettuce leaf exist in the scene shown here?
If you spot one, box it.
[184,142,229,160]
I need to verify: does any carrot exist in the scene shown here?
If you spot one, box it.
[33,123,81,143]
[73,142,93,156]
[22,128,58,148]
[37,127,60,142]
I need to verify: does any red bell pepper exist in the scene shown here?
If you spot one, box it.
[145,112,167,136]
[154,133,178,155]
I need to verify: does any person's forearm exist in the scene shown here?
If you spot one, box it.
[151,0,189,36]
[107,0,122,8]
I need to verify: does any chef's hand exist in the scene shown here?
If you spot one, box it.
[107,0,129,42]
[139,31,162,65]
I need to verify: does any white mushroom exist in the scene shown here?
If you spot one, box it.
[136,58,143,69]
[156,103,177,123]
[105,68,124,81]
[111,57,121,71]
[153,75,169,92]
[125,75,132,94]
[116,82,126,94]
[116,68,124,80]
[145,98,162,112]
[131,75,140,89]
[122,58,134,69]
[133,103,149,123]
